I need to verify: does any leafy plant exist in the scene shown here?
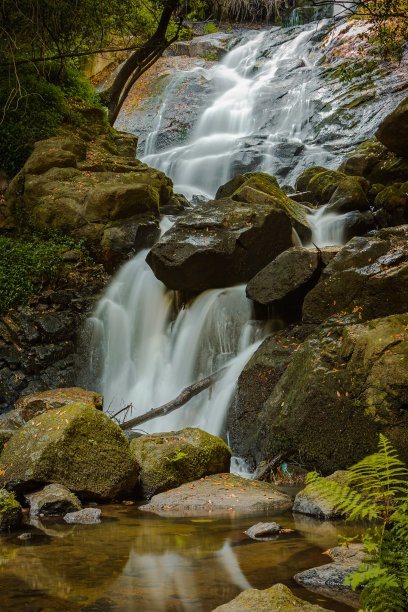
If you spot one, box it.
[204,21,218,34]
[306,435,408,611]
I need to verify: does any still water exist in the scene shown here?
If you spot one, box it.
[0,504,359,611]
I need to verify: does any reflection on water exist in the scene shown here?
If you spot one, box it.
[0,506,359,611]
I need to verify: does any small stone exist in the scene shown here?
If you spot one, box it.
[64,508,102,524]
[244,522,282,539]
[26,483,82,517]
[17,532,32,540]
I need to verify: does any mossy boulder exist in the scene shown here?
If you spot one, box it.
[215,171,279,199]
[302,228,408,323]
[295,166,327,193]
[338,138,388,177]
[130,427,232,499]
[326,176,370,214]
[1,402,139,500]
[26,483,82,516]
[376,95,408,157]
[254,313,408,472]
[293,471,353,519]
[373,183,408,227]
[212,583,328,611]
[0,489,22,532]
[307,170,347,204]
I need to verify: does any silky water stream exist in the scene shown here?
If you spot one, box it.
[0,17,369,612]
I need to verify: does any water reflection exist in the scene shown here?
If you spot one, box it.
[0,506,359,611]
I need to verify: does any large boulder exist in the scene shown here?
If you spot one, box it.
[25,483,82,516]
[338,138,388,178]
[293,471,353,519]
[215,172,279,199]
[296,168,346,204]
[246,246,339,319]
[130,427,231,499]
[212,583,328,611]
[373,183,408,227]
[140,473,292,515]
[4,110,173,271]
[325,176,370,214]
[1,402,139,500]
[252,313,408,472]
[376,96,408,157]
[302,227,408,323]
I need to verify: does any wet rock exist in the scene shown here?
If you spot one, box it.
[26,483,82,517]
[325,176,370,214]
[227,324,316,468]
[1,402,139,500]
[293,471,353,519]
[373,182,408,228]
[140,473,292,516]
[0,489,22,532]
[341,210,376,242]
[169,32,232,60]
[215,172,279,199]
[101,215,160,272]
[130,427,231,499]
[294,544,364,609]
[376,95,408,157]
[146,189,294,292]
[338,138,388,178]
[254,313,408,472]
[367,152,408,186]
[307,170,347,204]
[212,582,328,611]
[302,228,408,323]
[64,507,101,524]
[295,166,327,194]
[244,521,281,539]
[246,246,339,319]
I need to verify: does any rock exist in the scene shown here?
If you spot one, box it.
[0,489,22,532]
[294,544,364,609]
[112,132,138,158]
[212,582,328,611]
[26,483,82,516]
[64,507,101,524]
[244,522,281,540]
[295,166,327,194]
[253,313,408,472]
[289,191,314,204]
[130,427,231,499]
[367,152,408,186]
[100,215,160,272]
[338,138,388,177]
[376,95,408,157]
[325,176,370,214]
[140,473,292,516]
[373,182,408,228]
[215,172,280,199]
[246,246,339,319]
[169,32,232,60]
[307,170,347,204]
[341,210,376,242]
[293,471,353,519]
[146,193,294,292]
[1,402,139,500]
[15,387,103,420]
[302,228,408,323]
[227,324,316,468]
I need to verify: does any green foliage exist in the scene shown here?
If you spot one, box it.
[204,21,218,34]
[0,489,19,512]
[205,51,219,61]
[306,435,408,612]
[0,233,91,312]
[165,450,188,463]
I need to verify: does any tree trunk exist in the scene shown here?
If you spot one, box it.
[101,0,181,125]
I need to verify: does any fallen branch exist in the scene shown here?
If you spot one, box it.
[120,366,228,430]
[255,448,297,481]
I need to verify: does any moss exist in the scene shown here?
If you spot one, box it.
[295,166,327,192]
[0,490,22,531]
[308,169,346,203]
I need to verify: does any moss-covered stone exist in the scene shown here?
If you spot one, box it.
[338,138,388,177]
[326,176,369,214]
[212,583,328,611]
[26,483,82,516]
[1,402,139,500]
[130,427,231,499]
[373,183,408,227]
[376,95,408,157]
[215,171,279,199]
[0,489,22,532]
[307,169,347,204]
[295,166,327,193]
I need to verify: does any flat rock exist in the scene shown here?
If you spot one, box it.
[26,483,82,517]
[294,544,364,609]
[212,582,328,611]
[64,507,101,524]
[140,473,292,516]
[293,471,353,520]
[244,521,281,540]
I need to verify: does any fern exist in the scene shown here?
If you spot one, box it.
[305,435,408,612]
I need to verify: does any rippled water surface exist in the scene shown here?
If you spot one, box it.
[0,505,359,611]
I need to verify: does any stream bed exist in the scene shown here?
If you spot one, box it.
[0,503,360,611]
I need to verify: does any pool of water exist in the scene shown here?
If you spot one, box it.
[0,505,360,611]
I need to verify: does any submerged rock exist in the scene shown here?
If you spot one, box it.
[26,483,82,517]
[0,489,22,532]
[293,471,352,519]
[1,402,139,500]
[130,427,231,499]
[140,473,292,516]
[212,582,328,611]
[294,544,364,609]
[64,507,102,524]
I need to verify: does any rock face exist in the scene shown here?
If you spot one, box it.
[140,473,292,516]
[212,583,328,611]
[302,227,408,323]
[26,483,82,516]
[147,176,311,292]
[1,402,139,500]
[130,427,231,499]
[246,246,339,319]
[295,544,364,609]
[293,471,353,519]
[3,103,174,271]
[0,489,22,532]
[376,95,408,157]
[252,313,408,472]
[0,265,106,411]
